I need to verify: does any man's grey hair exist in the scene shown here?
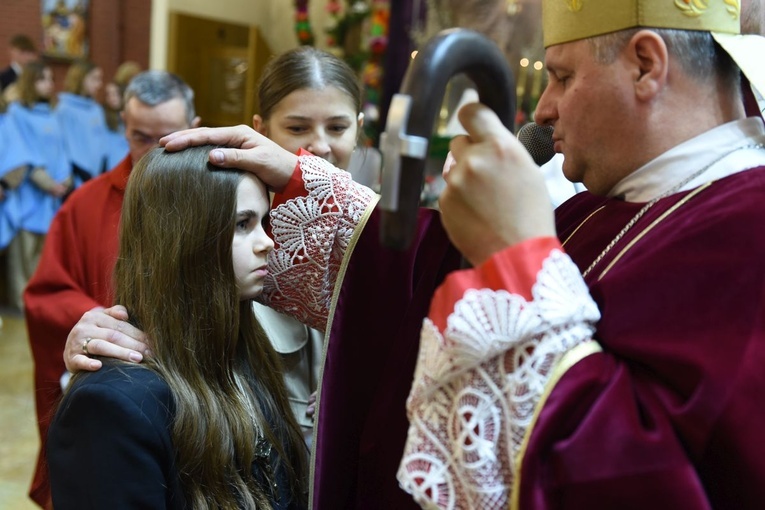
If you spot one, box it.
[588,28,740,92]
[123,70,196,125]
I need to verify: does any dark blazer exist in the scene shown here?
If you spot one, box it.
[47,362,304,509]
[47,363,186,509]
[0,65,18,91]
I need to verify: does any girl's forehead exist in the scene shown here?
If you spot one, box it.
[236,174,269,206]
[275,86,357,113]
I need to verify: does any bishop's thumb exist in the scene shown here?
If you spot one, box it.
[457,102,508,143]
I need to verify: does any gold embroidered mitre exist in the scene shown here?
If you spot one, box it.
[543,0,741,47]
[540,0,765,98]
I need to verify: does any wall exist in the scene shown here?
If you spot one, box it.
[0,0,151,96]
[2,1,335,86]
[151,0,333,69]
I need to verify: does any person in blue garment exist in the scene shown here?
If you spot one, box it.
[56,59,108,187]
[2,60,71,310]
[101,81,129,170]
[0,95,17,252]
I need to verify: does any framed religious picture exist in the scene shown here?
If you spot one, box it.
[40,0,89,60]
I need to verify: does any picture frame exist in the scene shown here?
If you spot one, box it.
[40,0,90,60]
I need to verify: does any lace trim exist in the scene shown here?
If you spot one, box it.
[260,155,376,331]
[397,250,600,509]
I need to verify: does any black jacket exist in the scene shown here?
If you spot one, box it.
[0,66,18,91]
[48,362,305,509]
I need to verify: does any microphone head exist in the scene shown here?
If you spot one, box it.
[517,122,556,166]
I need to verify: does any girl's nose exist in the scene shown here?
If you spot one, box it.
[307,135,331,159]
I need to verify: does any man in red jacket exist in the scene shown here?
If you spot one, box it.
[23,70,199,509]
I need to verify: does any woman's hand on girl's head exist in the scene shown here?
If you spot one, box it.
[160,125,299,192]
[64,305,150,373]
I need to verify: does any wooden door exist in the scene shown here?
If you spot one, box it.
[167,12,272,127]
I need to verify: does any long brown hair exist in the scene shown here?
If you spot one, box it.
[17,60,56,108]
[114,146,308,508]
[257,46,362,120]
[63,58,96,96]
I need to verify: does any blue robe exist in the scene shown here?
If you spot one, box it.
[103,124,129,171]
[0,112,21,249]
[4,102,71,234]
[56,92,109,186]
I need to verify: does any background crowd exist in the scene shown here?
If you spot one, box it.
[0,33,140,311]
[2,0,765,508]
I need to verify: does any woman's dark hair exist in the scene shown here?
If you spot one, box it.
[17,60,55,108]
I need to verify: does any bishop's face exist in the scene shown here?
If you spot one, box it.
[534,38,638,195]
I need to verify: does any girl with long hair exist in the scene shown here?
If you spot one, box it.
[47,145,308,509]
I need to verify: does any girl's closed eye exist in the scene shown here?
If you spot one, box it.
[329,123,350,134]
[286,124,309,135]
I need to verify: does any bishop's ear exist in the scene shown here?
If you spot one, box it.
[629,29,669,101]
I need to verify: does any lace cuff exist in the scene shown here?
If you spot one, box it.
[260,153,377,331]
[397,239,601,509]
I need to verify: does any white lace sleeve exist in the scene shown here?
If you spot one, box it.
[397,249,601,509]
[260,155,376,331]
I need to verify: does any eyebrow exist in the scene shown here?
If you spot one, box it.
[236,209,260,219]
[282,114,353,122]
[236,208,270,221]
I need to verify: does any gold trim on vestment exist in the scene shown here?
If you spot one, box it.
[562,183,714,281]
[510,340,603,510]
[307,193,380,505]
[596,181,714,280]
[509,182,714,507]
[561,205,606,247]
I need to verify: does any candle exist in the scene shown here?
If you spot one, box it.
[530,60,544,104]
[516,57,530,106]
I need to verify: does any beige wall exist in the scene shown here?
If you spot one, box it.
[150,0,333,69]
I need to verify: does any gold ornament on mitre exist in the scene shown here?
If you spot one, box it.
[543,0,741,47]
[542,0,765,100]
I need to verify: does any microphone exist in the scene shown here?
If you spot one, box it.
[517,123,555,166]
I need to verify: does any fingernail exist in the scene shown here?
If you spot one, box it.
[211,149,224,164]
[442,153,456,177]
[129,352,143,363]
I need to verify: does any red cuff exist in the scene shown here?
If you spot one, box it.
[271,148,315,210]
[429,236,563,332]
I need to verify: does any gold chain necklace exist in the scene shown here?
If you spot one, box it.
[582,143,765,279]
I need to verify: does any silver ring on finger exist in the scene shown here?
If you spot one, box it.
[82,337,93,356]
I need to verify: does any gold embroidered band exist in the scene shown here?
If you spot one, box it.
[542,0,765,107]
[543,0,740,47]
